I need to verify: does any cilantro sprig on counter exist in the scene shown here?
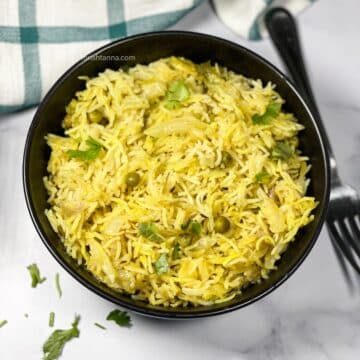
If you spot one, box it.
[106,310,132,328]
[49,312,55,328]
[0,320,7,328]
[94,323,106,330]
[55,273,62,298]
[42,315,80,360]
[27,263,46,288]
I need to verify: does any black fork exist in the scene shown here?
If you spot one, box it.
[265,7,360,291]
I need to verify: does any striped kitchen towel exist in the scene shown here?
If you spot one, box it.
[0,0,315,113]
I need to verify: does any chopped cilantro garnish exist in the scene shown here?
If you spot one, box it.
[55,273,62,298]
[106,310,132,328]
[49,312,55,327]
[154,253,169,275]
[27,263,46,288]
[271,142,293,160]
[94,323,106,330]
[0,320,7,328]
[252,102,281,125]
[181,220,201,235]
[138,222,163,242]
[266,102,282,116]
[164,80,190,109]
[181,220,191,231]
[190,221,201,235]
[67,136,102,161]
[172,243,181,260]
[42,315,80,360]
[255,171,270,184]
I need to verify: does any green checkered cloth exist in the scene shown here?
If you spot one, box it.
[0,0,315,113]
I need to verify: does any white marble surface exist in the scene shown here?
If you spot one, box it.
[1,1,359,359]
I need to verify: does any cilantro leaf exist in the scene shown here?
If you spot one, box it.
[106,310,132,328]
[154,253,169,275]
[138,222,163,242]
[190,221,201,235]
[181,220,201,236]
[42,315,80,360]
[266,102,282,117]
[0,320,7,328]
[271,142,293,160]
[27,263,46,288]
[67,136,102,161]
[172,243,181,260]
[55,273,62,298]
[252,102,281,125]
[255,171,270,184]
[164,80,190,109]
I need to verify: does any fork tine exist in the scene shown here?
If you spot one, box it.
[348,217,360,248]
[338,219,360,259]
[328,229,354,293]
[327,221,360,274]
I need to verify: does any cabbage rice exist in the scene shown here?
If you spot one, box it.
[44,57,317,307]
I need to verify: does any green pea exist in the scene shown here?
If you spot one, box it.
[221,151,233,167]
[126,172,140,187]
[214,216,230,233]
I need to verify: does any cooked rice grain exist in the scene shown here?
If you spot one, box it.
[44,57,317,307]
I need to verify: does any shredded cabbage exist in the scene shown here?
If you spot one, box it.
[44,57,317,307]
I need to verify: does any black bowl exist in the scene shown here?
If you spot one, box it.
[23,31,330,319]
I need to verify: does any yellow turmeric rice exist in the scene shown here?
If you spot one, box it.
[44,57,317,307]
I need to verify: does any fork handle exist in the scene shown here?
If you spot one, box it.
[265,7,337,174]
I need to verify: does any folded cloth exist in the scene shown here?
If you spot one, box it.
[212,0,315,40]
[0,0,315,113]
[0,0,202,113]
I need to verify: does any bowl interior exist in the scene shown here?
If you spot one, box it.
[24,32,329,318]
